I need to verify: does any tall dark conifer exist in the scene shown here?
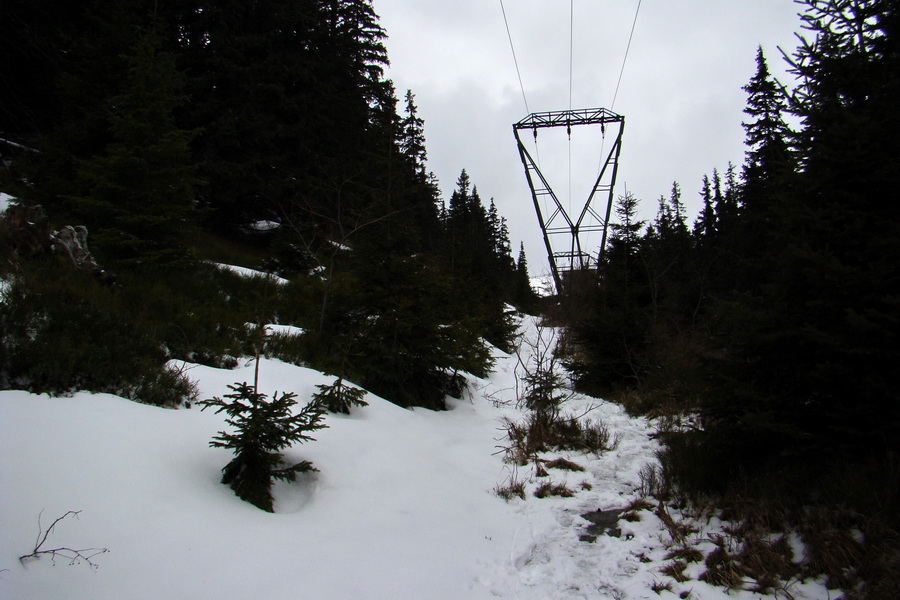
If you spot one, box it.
[733,47,795,289]
[570,191,650,394]
[698,0,900,490]
[70,25,200,266]
[769,0,900,457]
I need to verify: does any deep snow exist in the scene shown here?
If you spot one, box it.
[0,317,834,599]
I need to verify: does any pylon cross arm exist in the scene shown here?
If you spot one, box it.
[513,108,623,131]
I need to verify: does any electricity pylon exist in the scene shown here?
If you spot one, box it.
[513,108,624,295]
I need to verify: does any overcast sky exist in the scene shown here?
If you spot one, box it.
[375,0,804,275]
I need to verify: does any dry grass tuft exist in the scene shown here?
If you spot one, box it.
[493,475,527,501]
[543,457,585,471]
[656,503,695,545]
[665,545,704,564]
[649,578,673,594]
[660,560,689,583]
[534,481,575,499]
[700,545,744,590]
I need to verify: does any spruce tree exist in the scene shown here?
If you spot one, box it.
[513,243,539,313]
[769,0,900,458]
[313,377,368,414]
[697,0,900,490]
[199,382,327,513]
[69,25,200,266]
[733,47,796,289]
[399,90,428,181]
[570,191,651,394]
[741,47,793,205]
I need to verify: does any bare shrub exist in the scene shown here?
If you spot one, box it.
[639,463,668,499]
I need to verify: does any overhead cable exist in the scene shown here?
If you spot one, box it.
[611,0,642,110]
[499,0,530,115]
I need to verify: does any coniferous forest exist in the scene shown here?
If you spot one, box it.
[2,0,899,596]
[0,0,536,410]
[563,1,899,592]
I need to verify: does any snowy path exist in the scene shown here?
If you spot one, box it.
[0,317,832,599]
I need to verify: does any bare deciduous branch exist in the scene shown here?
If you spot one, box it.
[19,510,108,570]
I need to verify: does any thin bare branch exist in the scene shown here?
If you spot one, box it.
[19,510,108,570]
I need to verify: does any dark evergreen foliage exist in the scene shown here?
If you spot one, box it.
[0,258,197,406]
[567,0,896,469]
[512,242,540,314]
[1,0,534,410]
[68,26,201,266]
[567,10,900,585]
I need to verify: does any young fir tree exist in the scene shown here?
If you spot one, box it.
[313,377,368,415]
[570,191,650,394]
[199,382,327,513]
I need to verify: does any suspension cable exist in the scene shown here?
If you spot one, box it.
[611,0,642,110]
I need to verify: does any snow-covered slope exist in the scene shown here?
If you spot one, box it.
[0,318,832,599]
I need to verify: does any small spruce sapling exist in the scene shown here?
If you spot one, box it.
[199,382,326,512]
[516,326,569,420]
[312,377,368,414]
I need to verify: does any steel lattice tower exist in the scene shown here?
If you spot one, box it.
[513,108,624,295]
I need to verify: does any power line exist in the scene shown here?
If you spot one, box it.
[568,0,574,112]
[499,0,530,115]
[568,0,574,211]
[598,0,641,179]
[611,0,642,110]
